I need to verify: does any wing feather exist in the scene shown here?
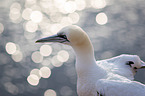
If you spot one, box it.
[96,79,145,96]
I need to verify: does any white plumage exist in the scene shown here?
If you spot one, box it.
[36,25,145,96]
[97,54,145,80]
[96,74,145,96]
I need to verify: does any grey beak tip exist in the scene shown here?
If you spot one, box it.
[35,40,39,43]
[141,66,145,69]
[35,40,42,43]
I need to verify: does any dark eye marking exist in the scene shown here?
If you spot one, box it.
[126,61,134,67]
[59,35,67,39]
[57,33,70,42]
[134,67,137,69]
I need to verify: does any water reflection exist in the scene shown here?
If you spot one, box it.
[40,45,52,56]
[31,51,43,63]
[40,67,51,78]
[1,0,145,96]
[6,42,17,54]
[27,74,40,86]
[44,89,57,96]
[30,11,43,23]
[96,12,108,25]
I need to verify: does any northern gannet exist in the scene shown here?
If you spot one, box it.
[36,25,145,96]
[97,54,145,80]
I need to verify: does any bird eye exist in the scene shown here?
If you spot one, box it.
[58,34,67,39]
[61,35,67,39]
[134,67,137,69]
[126,61,134,67]
[128,61,134,64]
[58,34,70,42]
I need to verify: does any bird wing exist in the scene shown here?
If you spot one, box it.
[96,78,145,96]
[97,59,134,80]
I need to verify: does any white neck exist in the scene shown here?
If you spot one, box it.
[70,35,108,96]
[71,38,104,77]
[72,38,96,65]
[72,42,107,96]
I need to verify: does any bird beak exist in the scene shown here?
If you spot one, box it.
[36,34,59,43]
[35,34,69,43]
[140,60,145,69]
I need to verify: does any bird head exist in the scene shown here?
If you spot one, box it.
[36,25,89,46]
[107,54,145,76]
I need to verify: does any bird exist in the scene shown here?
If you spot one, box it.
[36,25,145,96]
[97,54,145,80]
[96,54,145,96]
[96,73,145,96]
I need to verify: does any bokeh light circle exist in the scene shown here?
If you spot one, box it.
[11,50,23,62]
[40,67,51,78]
[63,1,77,14]
[30,11,43,23]
[22,8,32,20]
[91,0,106,9]
[57,50,69,62]
[30,69,42,79]
[68,12,80,24]
[27,74,39,86]
[44,89,57,96]
[75,0,86,11]
[96,13,108,25]
[51,56,63,67]
[25,21,38,32]
[31,51,43,63]
[40,45,52,56]
[6,42,17,54]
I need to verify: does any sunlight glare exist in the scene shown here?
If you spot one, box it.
[51,56,63,67]
[63,1,77,14]
[31,51,43,63]
[25,21,38,32]
[6,42,17,55]
[27,74,39,86]
[57,50,69,62]
[96,13,108,25]
[44,89,57,96]
[9,2,21,22]
[11,50,23,62]
[30,11,43,23]
[40,67,51,78]
[10,2,21,10]
[75,0,86,11]
[68,12,80,24]
[30,69,42,79]
[40,45,52,56]
[22,8,32,20]
[91,0,106,9]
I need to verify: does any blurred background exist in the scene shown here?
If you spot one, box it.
[1,0,145,96]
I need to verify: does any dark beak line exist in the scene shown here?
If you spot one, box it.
[35,35,58,43]
[35,35,69,43]
[140,66,145,69]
